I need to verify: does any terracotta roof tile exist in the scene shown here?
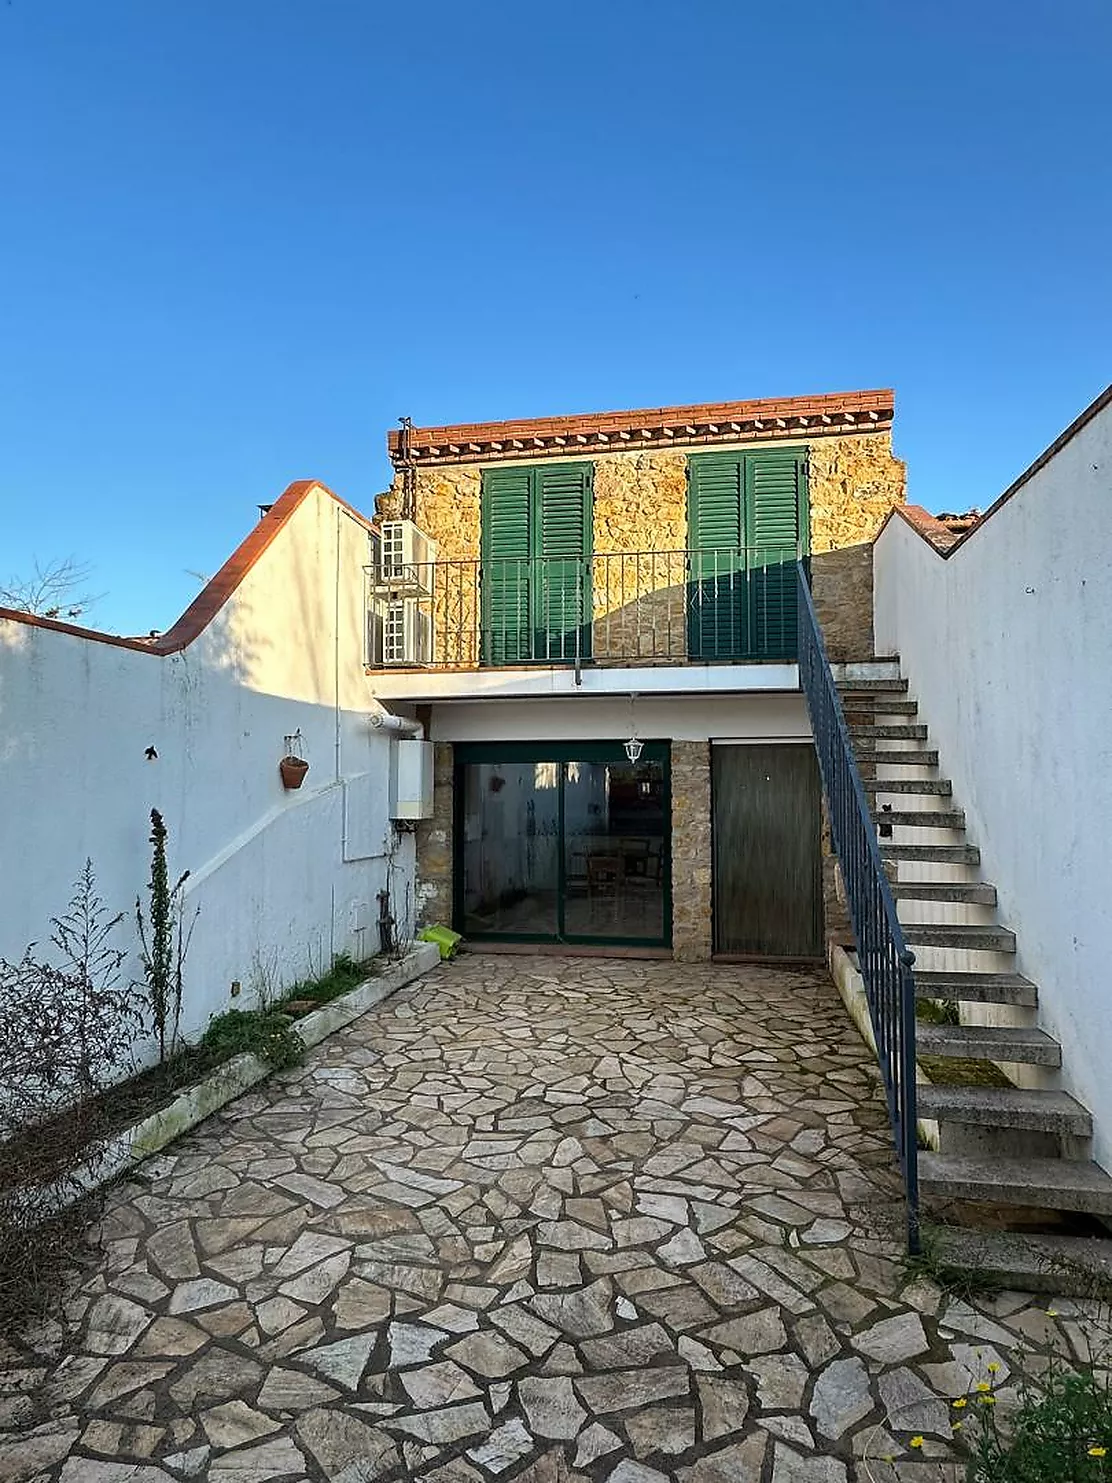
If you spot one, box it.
[389,389,895,466]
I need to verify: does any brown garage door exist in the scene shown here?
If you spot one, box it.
[712,742,823,958]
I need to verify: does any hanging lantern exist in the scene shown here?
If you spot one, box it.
[624,692,643,764]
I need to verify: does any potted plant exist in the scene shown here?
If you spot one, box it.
[279,731,309,790]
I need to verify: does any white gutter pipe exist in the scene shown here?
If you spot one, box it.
[369,709,424,738]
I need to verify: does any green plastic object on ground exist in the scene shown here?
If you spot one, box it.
[419,925,462,960]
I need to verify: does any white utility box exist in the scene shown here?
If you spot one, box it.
[390,738,434,821]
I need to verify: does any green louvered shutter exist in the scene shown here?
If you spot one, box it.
[481,467,533,663]
[536,462,592,660]
[745,449,807,659]
[687,453,745,659]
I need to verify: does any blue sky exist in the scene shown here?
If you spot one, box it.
[2,0,1109,634]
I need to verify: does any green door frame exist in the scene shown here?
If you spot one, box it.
[453,740,672,948]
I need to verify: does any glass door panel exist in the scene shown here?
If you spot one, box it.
[563,760,667,942]
[460,761,560,936]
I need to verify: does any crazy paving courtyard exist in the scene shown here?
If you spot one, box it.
[1,956,1098,1482]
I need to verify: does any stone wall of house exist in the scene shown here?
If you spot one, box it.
[671,741,713,961]
[810,544,875,659]
[378,430,904,663]
[415,742,454,926]
[808,432,905,551]
[808,432,905,659]
[592,451,690,661]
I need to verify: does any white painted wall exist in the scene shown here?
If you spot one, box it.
[429,692,811,744]
[873,399,1112,1167]
[0,485,415,1047]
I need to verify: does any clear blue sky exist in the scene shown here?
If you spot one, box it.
[2,1,1109,634]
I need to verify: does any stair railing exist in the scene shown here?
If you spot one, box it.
[796,563,920,1253]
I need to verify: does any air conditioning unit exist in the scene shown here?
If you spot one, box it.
[378,520,438,595]
[382,599,433,666]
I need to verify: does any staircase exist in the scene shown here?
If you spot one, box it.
[834,660,1112,1291]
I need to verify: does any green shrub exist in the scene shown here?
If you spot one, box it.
[200,1008,303,1070]
[968,1370,1112,1481]
[281,952,372,1008]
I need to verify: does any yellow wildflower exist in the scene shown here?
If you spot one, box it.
[977,1381,991,1392]
[987,1362,1000,1373]
[952,1422,963,1432]
[980,1395,997,1406]
[1090,1447,1108,1458]
[952,1398,967,1409]
[910,1437,924,1449]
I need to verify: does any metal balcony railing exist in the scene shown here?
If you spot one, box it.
[796,562,920,1253]
[366,546,801,668]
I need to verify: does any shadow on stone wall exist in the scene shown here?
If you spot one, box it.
[810,544,875,661]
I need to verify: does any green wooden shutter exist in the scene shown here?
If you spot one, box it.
[536,462,593,660]
[745,449,807,659]
[687,453,744,659]
[481,467,532,664]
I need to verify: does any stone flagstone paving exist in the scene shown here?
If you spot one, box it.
[1,955,1105,1482]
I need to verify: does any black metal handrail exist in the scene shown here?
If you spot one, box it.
[796,563,920,1253]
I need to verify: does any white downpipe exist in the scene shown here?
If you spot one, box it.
[369,709,424,738]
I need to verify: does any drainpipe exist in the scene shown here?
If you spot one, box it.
[369,709,424,738]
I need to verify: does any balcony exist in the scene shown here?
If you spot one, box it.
[366,547,803,701]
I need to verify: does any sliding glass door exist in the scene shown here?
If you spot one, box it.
[455,742,670,947]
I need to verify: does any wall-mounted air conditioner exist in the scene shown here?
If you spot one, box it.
[382,599,433,666]
[378,520,438,595]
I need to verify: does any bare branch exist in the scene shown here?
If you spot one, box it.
[0,557,104,621]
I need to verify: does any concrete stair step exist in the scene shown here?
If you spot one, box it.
[917,1023,1061,1067]
[836,677,909,693]
[855,748,940,766]
[914,970,1038,1007]
[920,1153,1112,1215]
[844,699,920,716]
[918,1084,1090,1136]
[893,881,997,905]
[881,843,981,864]
[930,1227,1112,1297]
[902,922,1015,951]
[868,778,953,795]
[851,723,928,739]
[831,660,903,681]
[874,808,966,829]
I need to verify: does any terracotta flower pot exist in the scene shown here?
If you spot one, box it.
[279,755,309,790]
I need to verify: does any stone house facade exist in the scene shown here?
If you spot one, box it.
[369,390,906,961]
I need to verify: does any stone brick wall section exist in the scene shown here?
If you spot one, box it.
[810,544,875,660]
[415,743,454,927]
[808,433,905,553]
[808,431,905,658]
[671,741,713,961]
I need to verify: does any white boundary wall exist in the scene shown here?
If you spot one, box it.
[873,395,1112,1169]
[0,485,414,1041]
